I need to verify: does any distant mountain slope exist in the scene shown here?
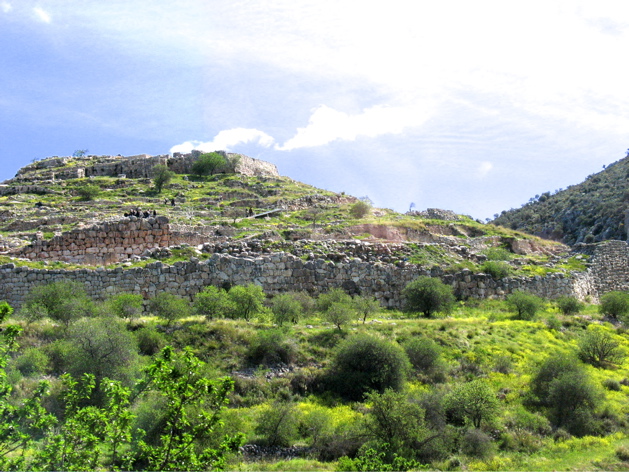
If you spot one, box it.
[492,155,629,245]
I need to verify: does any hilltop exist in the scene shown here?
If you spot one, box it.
[492,155,629,245]
[0,151,573,281]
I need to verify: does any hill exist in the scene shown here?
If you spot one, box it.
[492,155,629,245]
[0,151,569,281]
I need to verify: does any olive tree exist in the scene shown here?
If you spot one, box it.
[152,164,175,194]
[191,152,226,177]
[444,379,499,429]
[402,276,455,317]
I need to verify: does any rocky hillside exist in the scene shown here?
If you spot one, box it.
[0,152,573,277]
[492,155,629,245]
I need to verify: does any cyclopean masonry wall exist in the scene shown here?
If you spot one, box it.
[1,232,627,311]
[0,251,586,310]
[11,217,172,265]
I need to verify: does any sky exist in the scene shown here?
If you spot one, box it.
[1,1,629,220]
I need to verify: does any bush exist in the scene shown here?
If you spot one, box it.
[228,284,265,321]
[327,334,410,401]
[461,429,495,459]
[21,280,94,326]
[76,184,101,201]
[506,290,543,320]
[135,326,166,356]
[152,164,175,194]
[403,337,444,381]
[12,347,49,376]
[246,329,298,366]
[107,293,144,320]
[555,296,584,315]
[254,402,300,447]
[324,302,356,330]
[578,327,625,368]
[193,285,234,320]
[270,293,302,325]
[402,276,455,317]
[599,291,629,319]
[148,293,189,325]
[317,288,352,313]
[353,295,380,324]
[349,201,371,219]
[0,301,13,322]
[444,380,499,429]
[530,355,601,435]
[191,152,227,177]
[480,261,511,279]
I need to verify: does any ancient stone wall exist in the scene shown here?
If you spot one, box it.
[11,217,171,265]
[0,252,580,310]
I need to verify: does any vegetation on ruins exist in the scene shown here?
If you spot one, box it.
[4,152,629,470]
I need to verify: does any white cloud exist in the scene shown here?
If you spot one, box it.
[276,104,432,151]
[1,2,11,13]
[477,161,493,178]
[33,7,51,23]
[170,128,275,154]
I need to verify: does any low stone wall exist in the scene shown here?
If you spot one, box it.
[0,252,583,310]
[11,217,171,265]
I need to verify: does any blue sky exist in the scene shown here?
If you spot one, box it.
[1,1,629,220]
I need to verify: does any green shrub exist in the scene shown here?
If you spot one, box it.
[353,295,380,324]
[483,247,513,261]
[246,329,298,366]
[599,291,629,319]
[324,302,356,331]
[403,337,445,382]
[603,378,622,391]
[616,445,629,461]
[228,284,265,321]
[13,347,49,376]
[76,184,101,201]
[402,276,455,317]
[148,292,189,325]
[327,334,410,401]
[152,164,175,194]
[578,327,626,368]
[505,290,543,320]
[193,285,234,320]
[480,261,511,279]
[461,429,495,459]
[349,201,371,219]
[22,280,94,326]
[317,288,352,313]
[270,293,302,325]
[0,301,13,322]
[555,296,584,315]
[107,293,144,320]
[135,326,166,356]
[191,152,227,177]
[444,380,499,429]
[254,402,300,447]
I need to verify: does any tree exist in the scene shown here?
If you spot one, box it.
[403,337,444,380]
[107,293,144,320]
[402,276,455,317]
[363,390,436,462]
[148,293,189,325]
[599,291,629,319]
[577,327,625,368]
[133,347,244,471]
[76,184,101,201]
[324,301,355,330]
[353,295,380,324]
[316,288,352,313]
[328,334,410,401]
[349,200,371,219]
[506,290,543,320]
[530,354,601,435]
[152,164,175,194]
[228,284,265,321]
[556,296,584,315]
[73,149,88,157]
[64,316,140,398]
[270,293,302,325]
[254,401,300,447]
[21,280,94,327]
[191,152,227,177]
[445,380,499,429]
[193,285,234,320]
